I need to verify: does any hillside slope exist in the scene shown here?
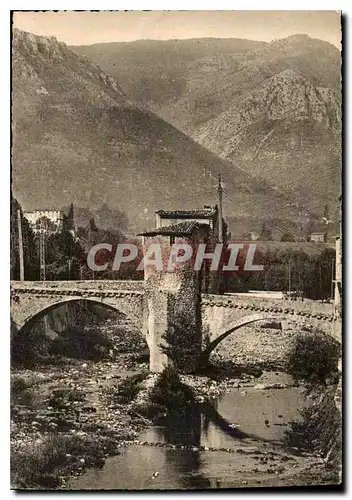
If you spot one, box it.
[76,35,341,219]
[12,30,297,235]
[196,68,341,215]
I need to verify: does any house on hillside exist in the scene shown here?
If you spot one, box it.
[24,205,76,238]
[139,206,227,294]
[24,209,64,234]
[155,206,226,243]
[310,232,328,243]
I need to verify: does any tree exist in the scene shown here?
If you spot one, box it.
[65,203,75,231]
[221,245,335,300]
[35,216,57,233]
[43,228,84,280]
[281,232,295,242]
[95,203,129,232]
[259,222,273,241]
[76,219,143,280]
[11,197,38,280]
[287,330,340,384]
[315,248,336,300]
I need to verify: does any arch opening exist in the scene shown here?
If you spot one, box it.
[11,298,149,369]
[198,315,278,369]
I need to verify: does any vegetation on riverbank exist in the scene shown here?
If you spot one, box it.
[285,385,342,484]
[11,432,119,489]
[10,359,148,490]
[283,329,342,484]
[105,372,148,404]
[135,366,195,421]
[286,329,340,385]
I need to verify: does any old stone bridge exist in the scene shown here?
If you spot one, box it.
[11,279,338,373]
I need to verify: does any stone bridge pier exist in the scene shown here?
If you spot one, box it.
[141,233,202,373]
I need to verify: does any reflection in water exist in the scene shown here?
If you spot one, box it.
[150,397,259,489]
[164,448,211,489]
[161,405,202,446]
[144,406,210,488]
[71,386,309,490]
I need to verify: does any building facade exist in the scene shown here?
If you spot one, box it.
[144,206,226,294]
[310,232,328,243]
[24,210,64,234]
[155,206,220,239]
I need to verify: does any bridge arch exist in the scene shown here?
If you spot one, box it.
[198,313,278,368]
[11,296,150,365]
[11,290,145,335]
[13,297,143,335]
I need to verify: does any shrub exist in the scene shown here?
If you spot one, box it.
[11,376,33,393]
[112,372,147,404]
[161,310,201,374]
[149,366,194,412]
[11,376,36,408]
[47,388,86,410]
[11,433,116,489]
[284,388,342,470]
[287,330,340,384]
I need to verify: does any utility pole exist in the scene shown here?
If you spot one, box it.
[17,209,24,281]
[288,259,291,295]
[217,174,224,243]
[39,218,46,281]
[331,257,335,300]
[68,258,72,280]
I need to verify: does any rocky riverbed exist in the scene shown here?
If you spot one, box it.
[11,358,150,489]
[11,315,341,490]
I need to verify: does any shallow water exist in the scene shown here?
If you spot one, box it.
[69,381,316,490]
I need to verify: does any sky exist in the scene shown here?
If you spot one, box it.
[13,11,341,48]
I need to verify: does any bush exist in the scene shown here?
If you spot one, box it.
[11,375,37,408]
[284,388,341,468]
[11,433,116,489]
[161,311,201,374]
[287,330,340,384]
[149,366,194,412]
[112,372,147,404]
[47,388,86,410]
[11,376,33,394]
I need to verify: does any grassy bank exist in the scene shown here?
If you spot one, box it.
[11,432,120,489]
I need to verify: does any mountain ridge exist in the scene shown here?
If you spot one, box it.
[12,29,299,236]
[74,34,341,220]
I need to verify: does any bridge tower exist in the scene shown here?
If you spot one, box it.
[139,222,207,373]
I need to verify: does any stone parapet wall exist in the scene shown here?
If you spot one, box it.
[202,293,335,319]
[11,280,145,292]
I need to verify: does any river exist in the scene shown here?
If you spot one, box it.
[69,381,324,490]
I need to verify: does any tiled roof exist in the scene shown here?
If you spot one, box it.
[156,207,217,218]
[138,221,209,237]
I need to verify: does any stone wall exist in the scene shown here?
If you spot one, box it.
[202,293,338,341]
[11,280,145,292]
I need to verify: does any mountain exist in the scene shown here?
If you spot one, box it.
[195,68,341,216]
[12,30,298,236]
[75,35,341,219]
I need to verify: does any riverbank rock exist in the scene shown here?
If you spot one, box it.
[253,383,289,390]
